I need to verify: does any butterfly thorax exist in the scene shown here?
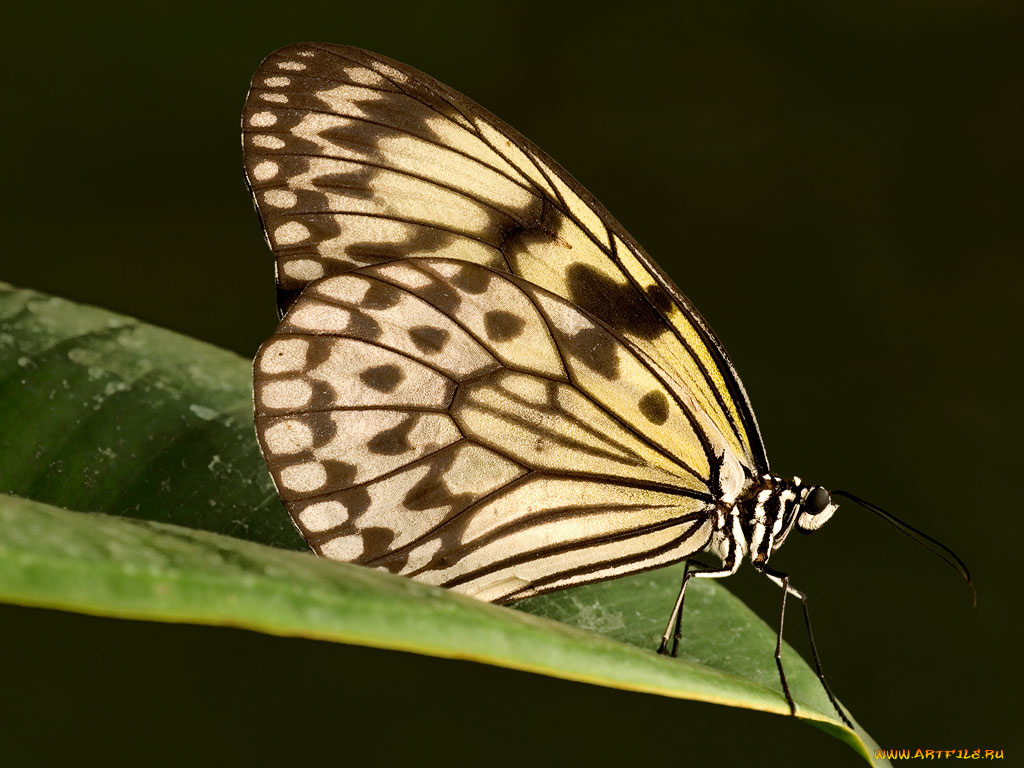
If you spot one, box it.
[709,475,839,570]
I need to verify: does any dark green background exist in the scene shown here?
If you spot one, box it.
[4,2,1020,765]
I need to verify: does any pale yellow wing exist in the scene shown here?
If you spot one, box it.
[242,43,768,472]
[253,258,723,602]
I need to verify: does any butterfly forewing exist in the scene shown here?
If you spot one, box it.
[253,258,726,602]
[242,43,767,472]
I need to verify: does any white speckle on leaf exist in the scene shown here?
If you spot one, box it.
[104,381,128,396]
[17,356,34,368]
[564,597,626,634]
[98,447,117,459]
[67,348,100,366]
[116,333,143,350]
[208,455,223,472]
[189,404,218,421]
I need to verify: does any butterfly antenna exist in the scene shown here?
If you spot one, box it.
[832,490,976,607]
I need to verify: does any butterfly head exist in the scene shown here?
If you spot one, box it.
[795,485,838,534]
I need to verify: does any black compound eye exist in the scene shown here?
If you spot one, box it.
[805,486,831,515]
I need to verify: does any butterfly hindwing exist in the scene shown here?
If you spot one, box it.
[242,43,767,472]
[253,258,721,602]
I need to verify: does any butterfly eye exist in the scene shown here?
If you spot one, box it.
[805,486,831,515]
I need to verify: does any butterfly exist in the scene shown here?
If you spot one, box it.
[242,43,971,725]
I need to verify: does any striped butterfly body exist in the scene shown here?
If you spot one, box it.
[243,43,970,725]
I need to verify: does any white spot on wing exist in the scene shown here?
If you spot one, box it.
[252,135,286,150]
[344,66,390,87]
[252,161,279,181]
[298,500,349,532]
[264,419,314,454]
[279,461,326,492]
[260,379,312,409]
[264,189,297,208]
[368,59,408,84]
[274,221,311,246]
[259,338,308,374]
[289,301,351,333]
[315,275,373,304]
[281,259,324,280]
[250,111,277,128]
[321,535,364,559]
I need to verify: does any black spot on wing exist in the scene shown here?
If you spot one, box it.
[409,325,450,353]
[418,279,462,315]
[565,327,619,379]
[311,458,357,496]
[565,263,665,341]
[452,264,492,294]
[638,390,670,425]
[400,447,472,513]
[361,280,402,310]
[345,311,383,341]
[359,364,404,393]
[301,336,337,371]
[644,283,675,314]
[368,416,417,455]
[341,486,371,518]
[483,310,525,342]
[403,472,473,512]
[306,411,341,447]
[359,527,397,564]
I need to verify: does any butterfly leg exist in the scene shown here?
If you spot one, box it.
[794,589,853,728]
[657,561,692,656]
[658,529,743,658]
[666,559,717,655]
[757,563,852,727]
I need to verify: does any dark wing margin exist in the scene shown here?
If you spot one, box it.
[242,42,768,472]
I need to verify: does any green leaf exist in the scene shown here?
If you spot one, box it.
[0,281,303,549]
[0,284,884,764]
[0,494,881,762]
